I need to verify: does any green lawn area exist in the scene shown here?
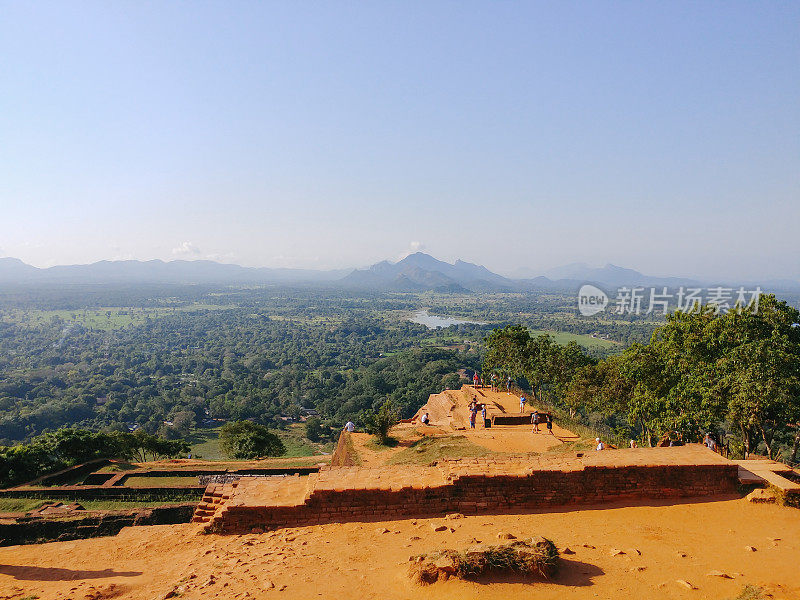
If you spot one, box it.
[529,329,621,350]
[0,497,48,512]
[0,497,192,514]
[415,328,620,352]
[186,428,227,460]
[188,424,333,461]
[122,475,200,487]
[97,461,139,473]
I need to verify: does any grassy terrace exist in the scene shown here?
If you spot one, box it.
[0,497,191,513]
[387,435,493,465]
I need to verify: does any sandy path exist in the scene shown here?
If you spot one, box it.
[1,497,797,600]
[465,425,576,453]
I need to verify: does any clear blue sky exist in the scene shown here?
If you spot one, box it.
[1,1,798,280]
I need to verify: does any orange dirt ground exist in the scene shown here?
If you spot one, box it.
[1,497,798,600]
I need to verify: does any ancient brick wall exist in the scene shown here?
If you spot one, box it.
[208,462,738,533]
[330,431,357,467]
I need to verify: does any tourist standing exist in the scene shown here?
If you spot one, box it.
[473,371,480,388]
[506,376,512,395]
[481,403,487,426]
[531,409,540,433]
[469,403,478,429]
[545,413,553,435]
[490,373,497,392]
[519,395,526,413]
[345,421,355,432]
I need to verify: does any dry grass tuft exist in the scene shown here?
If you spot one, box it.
[409,537,559,585]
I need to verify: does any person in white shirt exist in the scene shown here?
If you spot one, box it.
[595,437,605,451]
[420,412,430,425]
[345,421,355,432]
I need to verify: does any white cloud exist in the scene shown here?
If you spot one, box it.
[171,241,202,256]
[396,241,426,261]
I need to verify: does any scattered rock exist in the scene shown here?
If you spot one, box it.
[467,537,482,544]
[744,546,757,552]
[676,580,696,590]
[706,570,733,579]
[561,547,575,555]
[747,488,777,503]
[630,566,647,572]
[431,524,448,532]
[446,513,464,520]
[433,555,458,576]
[376,527,390,534]
[581,544,596,549]
[409,536,422,541]
[497,532,516,540]
[627,548,642,556]
[609,548,626,556]
[676,551,688,558]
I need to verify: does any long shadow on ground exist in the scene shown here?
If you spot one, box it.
[466,558,603,587]
[0,565,142,581]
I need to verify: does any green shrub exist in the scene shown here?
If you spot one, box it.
[219,421,285,459]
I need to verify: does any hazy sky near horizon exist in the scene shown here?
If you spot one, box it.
[1,2,798,280]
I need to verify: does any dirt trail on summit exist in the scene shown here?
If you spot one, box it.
[2,497,798,600]
[413,385,578,454]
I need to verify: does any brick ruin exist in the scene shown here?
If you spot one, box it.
[194,445,739,533]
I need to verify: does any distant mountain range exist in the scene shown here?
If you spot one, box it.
[340,253,513,292]
[1,254,798,292]
[0,257,348,285]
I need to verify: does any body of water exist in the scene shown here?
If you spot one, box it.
[408,310,486,329]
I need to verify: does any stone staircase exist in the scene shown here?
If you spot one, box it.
[191,481,239,524]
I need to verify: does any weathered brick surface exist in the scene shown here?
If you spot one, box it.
[201,446,739,533]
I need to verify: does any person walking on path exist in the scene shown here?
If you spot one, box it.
[545,413,553,435]
[506,376,512,395]
[473,371,481,388]
[490,373,497,392]
[531,409,540,433]
[519,395,526,413]
[481,403,487,426]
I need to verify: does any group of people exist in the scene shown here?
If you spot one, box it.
[468,397,486,429]
[530,409,554,435]
[472,371,514,396]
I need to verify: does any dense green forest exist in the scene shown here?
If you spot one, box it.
[483,295,800,463]
[0,286,495,442]
[4,284,797,464]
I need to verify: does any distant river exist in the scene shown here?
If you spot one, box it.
[408,310,486,329]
